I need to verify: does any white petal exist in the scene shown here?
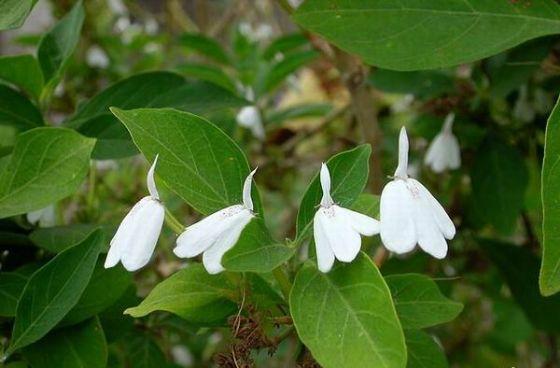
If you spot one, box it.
[313,210,335,272]
[202,209,253,274]
[407,181,448,259]
[447,134,461,169]
[443,113,455,133]
[319,163,334,207]
[105,196,152,269]
[337,207,379,236]
[425,134,446,173]
[316,206,361,263]
[380,180,416,254]
[394,127,409,179]
[412,179,456,239]
[174,205,244,258]
[147,154,159,199]
[242,168,257,211]
[120,199,165,271]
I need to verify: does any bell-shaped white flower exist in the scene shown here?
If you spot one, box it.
[174,170,257,274]
[105,155,165,272]
[27,205,56,227]
[313,164,380,273]
[424,113,461,173]
[381,128,456,259]
[236,106,265,140]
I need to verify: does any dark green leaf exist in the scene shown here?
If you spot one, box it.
[386,274,462,329]
[112,107,261,215]
[405,330,448,368]
[369,70,454,98]
[29,224,104,253]
[262,50,318,93]
[471,137,528,234]
[176,63,236,92]
[0,0,36,30]
[222,218,295,273]
[263,33,309,60]
[37,0,84,84]
[99,286,138,343]
[294,0,560,71]
[0,272,29,317]
[0,128,95,219]
[484,239,560,333]
[0,85,43,131]
[290,253,406,368]
[125,332,168,368]
[62,262,132,326]
[296,144,371,238]
[0,55,43,99]
[22,317,107,368]
[125,264,237,326]
[540,95,560,296]
[179,33,230,64]
[7,230,103,353]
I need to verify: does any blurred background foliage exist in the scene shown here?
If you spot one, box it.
[1,0,560,367]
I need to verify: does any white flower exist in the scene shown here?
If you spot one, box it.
[236,106,265,140]
[27,205,56,227]
[313,164,380,273]
[86,45,110,69]
[105,155,165,271]
[380,128,456,259]
[174,169,257,274]
[424,113,461,173]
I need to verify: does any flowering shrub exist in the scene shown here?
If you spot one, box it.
[1,0,560,367]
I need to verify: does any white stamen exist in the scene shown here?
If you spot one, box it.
[147,154,159,200]
[320,163,334,207]
[242,168,258,211]
[394,127,409,179]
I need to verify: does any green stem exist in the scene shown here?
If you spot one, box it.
[272,266,292,301]
[164,207,184,234]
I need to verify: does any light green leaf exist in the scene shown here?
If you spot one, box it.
[0,85,43,131]
[37,0,84,84]
[263,33,309,60]
[266,103,333,125]
[29,224,105,253]
[369,70,454,98]
[8,230,103,354]
[485,239,560,333]
[471,137,528,234]
[111,107,261,215]
[262,50,318,93]
[290,253,406,368]
[125,264,237,326]
[296,144,371,238]
[222,218,295,273]
[0,128,95,219]
[62,262,132,326]
[0,272,30,317]
[351,193,380,218]
[293,0,560,71]
[385,274,462,329]
[405,330,448,368]
[176,63,237,92]
[22,317,107,368]
[180,33,230,65]
[540,95,560,296]
[0,0,36,30]
[0,55,44,99]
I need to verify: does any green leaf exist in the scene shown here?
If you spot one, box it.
[0,271,30,317]
[0,85,43,131]
[484,239,560,333]
[0,0,36,30]
[66,72,245,159]
[0,127,95,219]
[179,33,230,65]
[7,230,103,354]
[62,262,132,326]
[369,70,454,98]
[263,33,309,60]
[0,55,43,99]
[385,274,462,329]
[125,332,168,368]
[262,50,318,93]
[351,193,380,218]
[37,0,84,84]
[290,253,406,368]
[470,137,528,234]
[22,317,107,368]
[125,264,237,326]
[29,224,105,253]
[222,218,295,273]
[111,107,261,215]
[405,330,448,368]
[293,0,560,71]
[296,144,371,238]
[540,95,560,296]
[176,63,236,92]
[266,103,333,125]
